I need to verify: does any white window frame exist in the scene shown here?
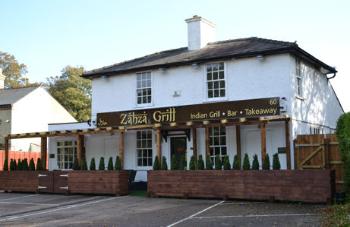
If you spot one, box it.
[56,140,77,170]
[136,130,153,167]
[296,59,304,99]
[205,62,227,101]
[136,71,152,107]
[209,126,227,166]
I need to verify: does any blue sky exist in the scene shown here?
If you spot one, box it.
[1,0,349,110]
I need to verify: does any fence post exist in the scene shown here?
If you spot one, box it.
[324,138,330,169]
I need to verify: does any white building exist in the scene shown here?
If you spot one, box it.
[47,16,343,181]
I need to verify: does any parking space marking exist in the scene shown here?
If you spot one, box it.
[167,200,224,227]
[0,194,39,202]
[0,201,56,206]
[193,213,319,219]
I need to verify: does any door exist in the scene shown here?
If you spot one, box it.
[170,137,187,169]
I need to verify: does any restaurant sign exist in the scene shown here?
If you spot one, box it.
[96,97,280,127]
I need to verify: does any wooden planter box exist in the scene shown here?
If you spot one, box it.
[0,171,48,193]
[148,170,334,203]
[67,171,129,196]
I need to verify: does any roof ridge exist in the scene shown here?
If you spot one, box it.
[208,37,297,46]
[0,85,39,92]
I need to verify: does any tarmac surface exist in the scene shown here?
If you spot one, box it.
[0,192,325,226]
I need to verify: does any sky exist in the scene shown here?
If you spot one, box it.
[1,0,349,111]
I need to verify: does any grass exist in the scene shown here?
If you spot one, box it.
[322,203,350,227]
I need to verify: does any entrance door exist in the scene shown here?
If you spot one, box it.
[170,137,187,169]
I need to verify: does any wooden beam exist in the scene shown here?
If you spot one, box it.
[236,125,241,163]
[156,128,162,159]
[119,129,125,169]
[4,136,9,163]
[76,135,84,163]
[260,122,267,163]
[205,126,210,157]
[285,119,291,169]
[192,127,197,159]
[40,136,47,170]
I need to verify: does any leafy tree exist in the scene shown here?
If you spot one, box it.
[262,154,270,170]
[161,156,168,170]
[206,155,213,170]
[10,159,15,171]
[171,155,178,170]
[107,157,114,170]
[29,158,36,171]
[3,158,8,171]
[73,158,80,170]
[197,155,205,170]
[243,154,250,170]
[115,156,122,170]
[153,156,160,170]
[98,157,105,170]
[17,159,23,171]
[336,113,350,193]
[46,66,91,121]
[223,156,231,170]
[252,154,259,170]
[189,155,196,170]
[272,153,281,170]
[22,159,29,171]
[36,158,43,171]
[232,154,241,170]
[80,158,87,170]
[89,158,96,170]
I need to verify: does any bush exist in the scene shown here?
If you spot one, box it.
[22,159,29,171]
[153,156,160,170]
[89,158,96,170]
[36,158,43,171]
[272,153,281,170]
[252,154,259,170]
[73,158,80,170]
[98,157,105,170]
[206,155,213,170]
[214,155,222,170]
[29,158,35,171]
[161,156,168,170]
[115,156,122,170]
[242,154,250,170]
[13,159,17,170]
[232,154,240,170]
[223,156,231,170]
[3,158,8,171]
[171,155,178,170]
[80,158,88,170]
[10,159,15,171]
[197,155,205,170]
[262,154,270,170]
[107,157,114,170]
[179,155,187,170]
[189,155,196,170]
[17,159,23,171]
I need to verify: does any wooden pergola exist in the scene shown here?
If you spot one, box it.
[4,115,292,170]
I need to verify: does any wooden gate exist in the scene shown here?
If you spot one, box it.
[294,134,343,192]
[38,171,68,194]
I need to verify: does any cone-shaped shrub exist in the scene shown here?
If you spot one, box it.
[13,159,17,170]
[214,155,222,170]
[36,158,43,171]
[10,159,15,171]
[243,154,250,170]
[189,155,196,170]
[179,155,187,170]
[89,158,96,170]
[161,156,168,170]
[273,153,281,170]
[223,156,231,170]
[206,155,213,170]
[98,157,105,170]
[80,158,87,170]
[73,158,80,170]
[107,157,114,170]
[115,156,122,170]
[171,155,178,170]
[17,159,23,171]
[3,158,8,171]
[232,154,240,170]
[29,158,36,171]
[262,154,270,170]
[153,156,160,170]
[197,155,205,170]
[22,159,29,171]
[252,154,259,170]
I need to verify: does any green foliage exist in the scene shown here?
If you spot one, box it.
[336,113,350,193]
[179,155,187,170]
[223,156,231,170]
[98,157,105,170]
[171,155,178,170]
[36,158,43,171]
[206,155,213,170]
[197,155,205,170]
[153,156,160,170]
[17,159,23,171]
[3,158,8,171]
[89,158,96,170]
[189,155,197,170]
[232,154,241,170]
[10,159,15,171]
[214,155,222,170]
[46,66,91,121]
[322,204,350,227]
[272,153,281,170]
[115,156,122,170]
[80,158,88,170]
[22,159,29,171]
[107,157,114,170]
[262,154,270,170]
[161,156,168,170]
[73,158,80,170]
[252,154,259,170]
[13,159,17,170]
[29,158,35,171]
[243,154,250,170]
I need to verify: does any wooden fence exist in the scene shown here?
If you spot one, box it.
[0,150,42,171]
[294,134,343,192]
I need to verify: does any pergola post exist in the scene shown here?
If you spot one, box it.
[156,127,162,160]
[235,125,241,163]
[260,122,267,163]
[4,136,9,163]
[192,127,197,159]
[40,136,47,170]
[119,129,125,169]
[205,126,210,157]
[76,134,85,163]
[285,119,291,169]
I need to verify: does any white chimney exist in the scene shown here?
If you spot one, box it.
[0,68,5,89]
[185,15,216,50]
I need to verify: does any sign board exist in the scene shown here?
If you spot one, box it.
[96,97,280,127]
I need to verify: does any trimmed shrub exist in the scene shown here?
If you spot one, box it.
[197,155,205,170]
[273,153,281,170]
[115,156,122,170]
[205,155,213,170]
[13,159,17,170]
[262,154,270,170]
[223,156,231,170]
[29,158,35,171]
[107,157,114,170]
[336,113,350,193]
[73,158,80,170]
[10,159,15,171]
[3,158,8,171]
[232,154,240,170]
[171,155,178,170]
[189,155,196,170]
[179,155,187,170]
[153,156,160,170]
[252,154,259,170]
[22,159,29,171]
[36,158,43,171]
[98,157,105,170]
[80,158,88,170]
[161,156,168,170]
[89,158,96,170]
[214,155,222,170]
[17,159,23,171]
[242,154,250,170]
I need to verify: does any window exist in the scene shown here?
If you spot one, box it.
[136,72,152,105]
[209,126,227,165]
[136,130,153,167]
[310,126,323,135]
[56,141,77,169]
[207,63,225,99]
[296,59,303,97]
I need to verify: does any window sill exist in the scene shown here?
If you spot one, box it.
[295,96,305,101]
[203,97,228,103]
[135,103,154,109]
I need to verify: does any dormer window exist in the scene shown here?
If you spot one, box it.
[207,63,225,99]
[136,72,152,105]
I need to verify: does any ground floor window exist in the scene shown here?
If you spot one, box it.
[57,141,77,169]
[136,130,153,167]
[209,126,227,165]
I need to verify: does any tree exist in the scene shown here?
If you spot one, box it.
[197,155,205,170]
[243,154,250,170]
[22,159,29,171]
[17,159,23,171]
[252,154,259,170]
[107,157,114,170]
[206,155,213,170]
[98,157,105,170]
[232,155,241,170]
[153,156,160,170]
[90,158,96,170]
[262,154,270,170]
[3,158,8,171]
[272,153,281,170]
[115,156,122,170]
[29,158,36,171]
[10,159,15,171]
[223,156,231,170]
[189,155,196,170]
[161,156,168,170]
[46,66,91,121]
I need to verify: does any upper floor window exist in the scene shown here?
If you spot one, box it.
[207,63,225,99]
[296,59,303,97]
[136,72,152,105]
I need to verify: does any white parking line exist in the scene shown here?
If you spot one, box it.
[0,201,56,206]
[0,194,39,202]
[167,200,224,227]
[193,213,319,219]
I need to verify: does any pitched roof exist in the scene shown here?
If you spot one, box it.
[83,37,336,78]
[0,86,38,106]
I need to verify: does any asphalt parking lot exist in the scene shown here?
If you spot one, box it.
[0,192,325,227]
